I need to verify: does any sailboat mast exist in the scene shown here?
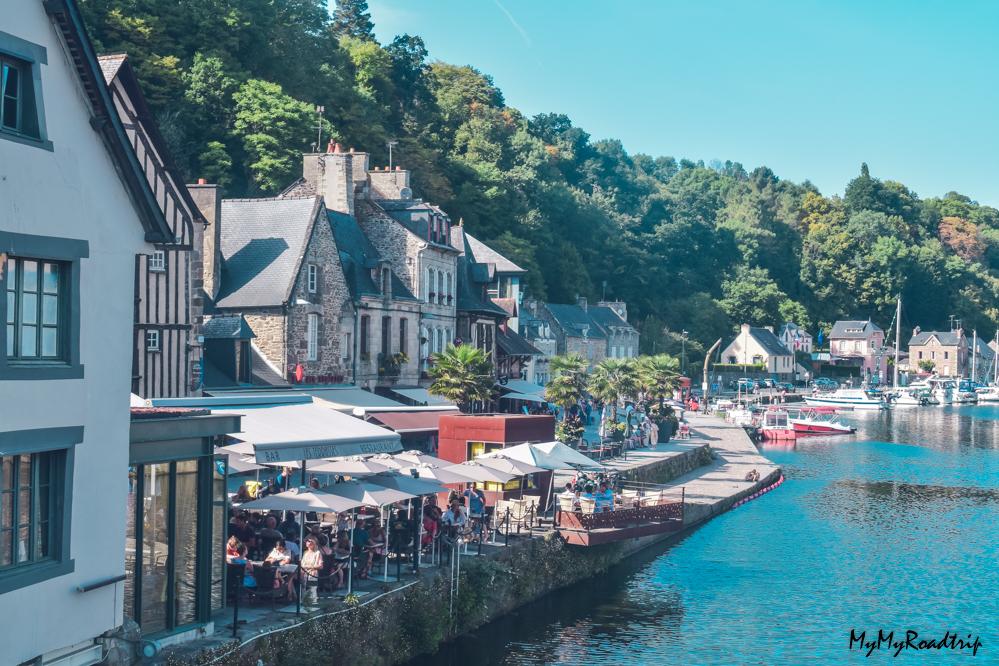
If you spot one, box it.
[893,295,901,389]
[972,329,978,382]
[994,330,998,385]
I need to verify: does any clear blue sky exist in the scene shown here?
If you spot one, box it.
[368,0,999,205]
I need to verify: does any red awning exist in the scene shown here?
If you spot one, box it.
[368,411,450,434]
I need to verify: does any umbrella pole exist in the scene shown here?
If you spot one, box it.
[296,511,304,615]
[347,510,354,595]
[416,499,424,570]
[383,505,390,581]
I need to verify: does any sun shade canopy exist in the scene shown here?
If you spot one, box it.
[237,486,369,513]
[400,464,478,485]
[443,461,517,483]
[366,472,449,495]
[480,441,603,471]
[218,401,401,463]
[321,480,416,506]
[368,411,452,433]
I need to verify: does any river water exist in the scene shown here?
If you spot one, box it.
[412,406,999,664]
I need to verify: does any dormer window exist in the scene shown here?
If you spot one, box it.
[0,37,52,151]
[381,267,391,296]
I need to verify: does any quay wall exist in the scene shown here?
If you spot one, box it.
[171,425,777,666]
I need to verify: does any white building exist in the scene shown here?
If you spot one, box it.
[778,322,812,354]
[0,1,173,664]
[720,324,795,377]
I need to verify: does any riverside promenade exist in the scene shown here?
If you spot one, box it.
[157,415,779,665]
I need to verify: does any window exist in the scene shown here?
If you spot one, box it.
[381,268,390,296]
[342,332,352,362]
[399,318,408,356]
[5,257,64,361]
[148,250,165,272]
[381,317,391,355]
[436,328,443,353]
[944,351,949,360]
[307,264,318,294]
[431,270,439,303]
[425,268,433,303]
[0,33,51,150]
[360,316,370,357]
[444,328,451,349]
[445,272,452,304]
[307,314,318,361]
[918,351,923,359]
[145,330,160,352]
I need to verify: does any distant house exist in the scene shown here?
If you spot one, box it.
[908,329,968,378]
[720,324,794,377]
[520,301,558,385]
[537,297,639,366]
[778,322,813,354]
[829,319,887,381]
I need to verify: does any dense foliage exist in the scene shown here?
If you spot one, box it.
[80,0,999,360]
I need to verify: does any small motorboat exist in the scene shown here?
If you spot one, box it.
[888,388,931,406]
[804,388,888,410]
[759,410,796,441]
[975,385,999,403]
[784,408,856,435]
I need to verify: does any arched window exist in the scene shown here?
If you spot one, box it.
[426,268,433,302]
[445,272,452,303]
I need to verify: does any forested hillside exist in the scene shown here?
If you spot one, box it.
[79,0,999,361]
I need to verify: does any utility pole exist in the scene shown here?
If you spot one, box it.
[681,330,688,376]
[387,139,398,170]
[893,295,901,389]
[315,105,325,152]
[972,329,977,382]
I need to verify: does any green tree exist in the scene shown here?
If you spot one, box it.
[231,79,318,193]
[331,0,375,40]
[545,354,588,420]
[588,358,638,422]
[428,344,495,413]
[636,354,682,412]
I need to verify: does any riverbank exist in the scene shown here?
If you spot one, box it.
[157,414,779,665]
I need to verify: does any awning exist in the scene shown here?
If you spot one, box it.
[368,411,454,434]
[503,392,547,403]
[305,387,406,411]
[498,379,547,395]
[389,387,455,406]
[218,401,402,464]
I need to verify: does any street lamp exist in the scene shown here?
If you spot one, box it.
[681,330,688,376]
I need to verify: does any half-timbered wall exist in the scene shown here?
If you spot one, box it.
[106,74,201,397]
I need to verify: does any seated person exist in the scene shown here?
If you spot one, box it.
[361,522,386,579]
[441,499,468,543]
[598,481,615,512]
[259,515,284,541]
[225,535,244,563]
[264,539,293,566]
[331,532,352,589]
[279,512,301,541]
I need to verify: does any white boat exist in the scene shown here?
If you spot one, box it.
[976,386,999,402]
[804,388,888,410]
[924,378,956,405]
[784,408,856,435]
[889,388,931,406]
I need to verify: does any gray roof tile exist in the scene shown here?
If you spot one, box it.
[830,320,883,339]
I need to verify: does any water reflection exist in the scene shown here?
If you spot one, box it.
[413,407,999,665]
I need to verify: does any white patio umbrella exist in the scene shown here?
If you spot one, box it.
[227,455,266,475]
[443,461,516,484]
[393,450,453,467]
[400,464,478,485]
[366,473,448,570]
[475,455,545,500]
[309,457,394,476]
[217,440,254,457]
[367,453,406,469]
[237,486,371,614]
[483,441,604,471]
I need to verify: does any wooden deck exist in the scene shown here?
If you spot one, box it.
[556,500,684,546]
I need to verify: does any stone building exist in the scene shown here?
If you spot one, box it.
[829,319,887,381]
[591,300,640,359]
[536,297,640,367]
[520,300,558,386]
[451,225,510,367]
[720,324,794,377]
[908,328,968,377]
[210,196,351,384]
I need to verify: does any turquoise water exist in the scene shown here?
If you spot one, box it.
[414,406,999,664]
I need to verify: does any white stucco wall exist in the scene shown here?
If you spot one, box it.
[0,4,149,663]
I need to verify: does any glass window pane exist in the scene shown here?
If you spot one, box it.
[2,96,16,131]
[5,290,13,324]
[22,261,37,292]
[21,293,36,324]
[20,325,36,356]
[35,519,48,559]
[17,487,30,526]
[5,324,12,356]
[0,529,11,567]
[125,466,138,622]
[41,327,57,357]
[41,295,57,325]
[174,461,199,626]
[141,463,170,634]
[16,525,29,563]
[18,456,30,490]
[42,264,59,294]
[1,458,10,491]
[1,492,11,529]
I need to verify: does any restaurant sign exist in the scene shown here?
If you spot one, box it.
[255,437,401,463]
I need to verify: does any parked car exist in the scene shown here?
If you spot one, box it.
[777,381,795,392]
[759,378,776,389]
[813,377,839,390]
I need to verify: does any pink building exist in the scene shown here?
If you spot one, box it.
[829,319,887,381]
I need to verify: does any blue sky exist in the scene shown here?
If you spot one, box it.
[368,0,999,205]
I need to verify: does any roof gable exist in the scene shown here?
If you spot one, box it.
[830,320,883,339]
[463,232,526,274]
[216,196,322,308]
[329,210,417,302]
[588,306,635,334]
[748,327,792,356]
[544,303,607,339]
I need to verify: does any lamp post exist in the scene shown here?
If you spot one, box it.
[681,330,688,376]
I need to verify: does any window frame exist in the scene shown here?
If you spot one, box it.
[148,250,166,273]
[0,232,87,380]
[306,313,318,361]
[0,31,51,151]
[5,257,66,362]
[0,426,80,594]
[145,329,160,352]
[307,264,318,294]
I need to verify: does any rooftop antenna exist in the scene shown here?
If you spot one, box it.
[387,140,398,170]
[315,105,325,152]
[949,314,957,331]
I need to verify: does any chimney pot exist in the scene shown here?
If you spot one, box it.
[349,147,355,153]
[326,141,335,153]
[197,178,207,185]
[395,165,402,171]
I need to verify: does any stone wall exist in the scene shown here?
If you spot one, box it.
[241,309,286,375]
[286,204,352,383]
[618,444,713,486]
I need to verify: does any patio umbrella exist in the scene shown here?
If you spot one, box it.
[475,455,545,500]
[400,464,478,485]
[309,457,394,476]
[227,455,266,475]
[443,461,516,484]
[484,441,603,471]
[393,450,453,467]
[367,453,406,469]
[217,440,254,457]
[236,486,371,615]
[366,472,449,496]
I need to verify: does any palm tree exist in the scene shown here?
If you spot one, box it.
[588,358,638,423]
[545,353,588,420]
[637,353,682,412]
[428,344,495,413]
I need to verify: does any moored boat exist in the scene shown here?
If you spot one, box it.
[804,388,888,410]
[759,410,797,440]
[784,407,856,435]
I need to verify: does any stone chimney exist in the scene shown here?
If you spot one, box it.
[368,164,412,200]
[576,296,588,312]
[188,180,221,302]
[302,142,354,215]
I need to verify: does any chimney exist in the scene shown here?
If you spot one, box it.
[188,181,221,302]
[577,296,588,311]
[302,148,354,215]
[598,300,627,322]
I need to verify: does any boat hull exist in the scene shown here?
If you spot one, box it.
[790,421,855,435]
[803,397,886,410]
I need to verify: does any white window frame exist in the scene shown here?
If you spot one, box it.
[148,250,166,272]
[146,330,160,352]
[307,314,318,361]
[307,264,318,294]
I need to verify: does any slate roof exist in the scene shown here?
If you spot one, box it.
[492,297,518,317]
[544,303,607,339]
[452,227,509,317]
[328,210,417,301]
[497,326,542,357]
[973,336,995,358]
[215,197,321,308]
[202,315,255,340]
[464,233,526,274]
[588,306,636,334]
[909,330,964,346]
[748,327,792,356]
[779,322,810,338]
[830,320,883,339]
[377,200,458,251]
